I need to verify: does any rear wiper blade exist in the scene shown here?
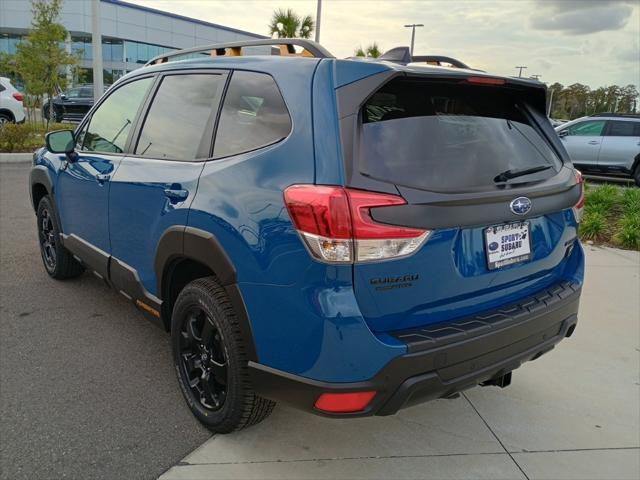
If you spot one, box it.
[494,165,552,183]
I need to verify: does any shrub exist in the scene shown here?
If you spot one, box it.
[0,121,68,153]
[621,188,640,217]
[584,183,619,215]
[613,212,640,250]
[580,210,608,241]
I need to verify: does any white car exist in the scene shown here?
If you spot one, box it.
[556,113,640,186]
[0,77,26,124]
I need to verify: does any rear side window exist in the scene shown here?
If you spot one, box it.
[606,120,639,137]
[213,71,291,158]
[360,78,562,192]
[564,120,605,136]
[82,77,152,154]
[135,74,224,160]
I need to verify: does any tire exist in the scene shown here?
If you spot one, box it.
[171,277,275,433]
[634,165,640,187]
[0,111,13,125]
[36,195,84,279]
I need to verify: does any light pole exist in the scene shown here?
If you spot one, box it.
[315,0,322,43]
[515,65,527,77]
[91,0,104,101]
[404,23,424,56]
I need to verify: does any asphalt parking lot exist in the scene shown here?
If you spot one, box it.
[1,161,639,480]
[0,163,210,480]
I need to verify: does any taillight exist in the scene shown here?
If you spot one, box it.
[315,391,377,413]
[12,92,24,102]
[572,169,584,223]
[284,185,430,263]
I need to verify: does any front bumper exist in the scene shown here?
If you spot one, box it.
[249,280,581,417]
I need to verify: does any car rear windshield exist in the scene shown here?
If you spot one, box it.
[359,78,562,193]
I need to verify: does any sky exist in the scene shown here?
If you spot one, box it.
[129,0,640,88]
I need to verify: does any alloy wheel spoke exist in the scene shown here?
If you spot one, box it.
[209,360,227,386]
[200,317,214,345]
[201,371,220,408]
[186,315,202,343]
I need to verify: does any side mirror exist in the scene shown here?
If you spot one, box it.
[46,130,76,158]
[558,129,569,138]
[60,93,66,100]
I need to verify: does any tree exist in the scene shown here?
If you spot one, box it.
[354,42,382,58]
[269,8,314,39]
[366,42,382,58]
[548,82,639,119]
[14,0,77,124]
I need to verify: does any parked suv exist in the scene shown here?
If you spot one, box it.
[556,113,640,186]
[0,76,26,124]
[43,84,110,122]
[30,40,584,433]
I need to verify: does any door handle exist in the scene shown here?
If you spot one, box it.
[96,173,110,184]
[164,188,189,203]
[587,140,600,145]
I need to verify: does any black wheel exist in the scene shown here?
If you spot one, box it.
[172,277,275,433]
[36,196,84,279]
[0,111,13,125]
[634,165,640,187]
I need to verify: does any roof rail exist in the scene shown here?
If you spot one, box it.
[590,112,640,119]
[377,46,472,69]
[145,38,334,67]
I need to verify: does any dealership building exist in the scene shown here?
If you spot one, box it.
[0,0,266,84]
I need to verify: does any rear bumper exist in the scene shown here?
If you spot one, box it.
[249,280,581,417]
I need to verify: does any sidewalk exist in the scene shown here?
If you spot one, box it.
[0,153,32,163]
[160,246,640,480]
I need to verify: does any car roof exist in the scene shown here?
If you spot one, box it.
[125,54,543,91]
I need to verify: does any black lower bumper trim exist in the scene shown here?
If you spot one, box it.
[249,281,581,418]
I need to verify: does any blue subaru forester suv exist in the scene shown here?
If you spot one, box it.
[30,40,584,433]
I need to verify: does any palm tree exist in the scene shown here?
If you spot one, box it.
[354,43,382,58]
[269,8,315,39]
[366,42,382,58]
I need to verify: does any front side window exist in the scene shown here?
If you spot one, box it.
[82,77,152,154]
[214,71,291,158]
[565,120,605,136]
[134,74,224,160]
[606,120,639,137]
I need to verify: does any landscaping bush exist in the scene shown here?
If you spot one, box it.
[0,122,67,153]
[580,211,608,241]
[581,181,640,251]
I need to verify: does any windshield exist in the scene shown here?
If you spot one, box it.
[360,78,562,193]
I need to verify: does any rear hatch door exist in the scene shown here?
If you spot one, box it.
[339,72,581,333]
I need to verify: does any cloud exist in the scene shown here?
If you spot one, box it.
[530,0,634,34]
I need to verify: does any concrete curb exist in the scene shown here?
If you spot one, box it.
[0,153,33,163]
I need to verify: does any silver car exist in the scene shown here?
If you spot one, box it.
[556,114,640,186]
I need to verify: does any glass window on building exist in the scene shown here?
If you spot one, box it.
[0,33,24,55]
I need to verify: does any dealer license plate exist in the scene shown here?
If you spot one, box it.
[484,222,531,270]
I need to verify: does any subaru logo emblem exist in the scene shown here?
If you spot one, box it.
[510,197,532,215]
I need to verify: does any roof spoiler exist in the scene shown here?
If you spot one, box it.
[144,38,334,67]
[378,46,472,69]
